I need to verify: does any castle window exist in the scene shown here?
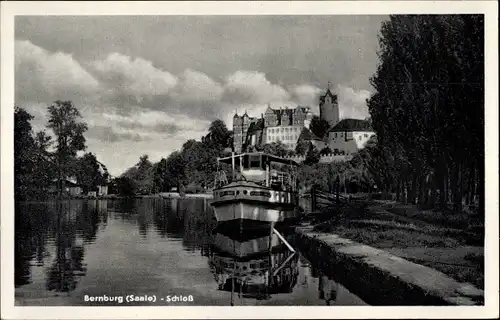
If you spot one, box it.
[334,133,337,138]
[359,135,362,141]
[364,133,369,138]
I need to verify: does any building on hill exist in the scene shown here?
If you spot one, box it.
[233,104,314,153]
[319,83,340,128]
[243,117,266,152]
[297,127,327,151]
[233,111,258,153]
[262,104,313,150]
[327,118,375,155]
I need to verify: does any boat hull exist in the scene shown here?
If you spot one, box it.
[211,181,299,224]
[212,201,297,223]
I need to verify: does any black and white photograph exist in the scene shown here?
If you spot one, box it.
[1,1,498,319]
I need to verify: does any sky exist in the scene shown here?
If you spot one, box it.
[14,15,388,176]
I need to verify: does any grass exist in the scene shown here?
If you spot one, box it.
[308,199,484,289]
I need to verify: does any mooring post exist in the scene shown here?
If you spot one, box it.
[336,175,340,203]
[311,185,317,212]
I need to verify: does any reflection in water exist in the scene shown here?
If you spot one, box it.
[15,198,365,306]
[209,226,299,305]
[319,275,339,305]
[15,200,105,292]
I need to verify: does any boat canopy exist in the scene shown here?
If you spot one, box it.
[217,152,299,167]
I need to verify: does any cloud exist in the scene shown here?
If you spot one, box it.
[90,52,178,102]
[172,69,223,102]
[86,125,147,143]
[222,70,290,104]
[289,84,322,113]
[337,85,371,120]
[15,40,99,103]
[14,41,374,175]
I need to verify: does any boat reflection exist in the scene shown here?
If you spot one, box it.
[208,226,299,304]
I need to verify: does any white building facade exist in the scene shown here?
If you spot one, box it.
[328,119,375,155]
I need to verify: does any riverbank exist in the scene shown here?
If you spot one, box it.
[158,192,213,199]
[295,199,484,305]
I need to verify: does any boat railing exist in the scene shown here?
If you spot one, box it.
[270,170,295,191]
[214,170,229,188]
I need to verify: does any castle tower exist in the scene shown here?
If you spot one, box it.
[319,82,339,127]
[232,111,243,153]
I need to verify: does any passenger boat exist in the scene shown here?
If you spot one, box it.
[211,152,300,226]
[208,227,299,303]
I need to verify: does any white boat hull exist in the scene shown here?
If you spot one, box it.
[212,202,296,223]
[211,181,299,224]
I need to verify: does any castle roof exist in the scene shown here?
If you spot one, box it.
[298,127,322,141]
[246,118,265,135]
[319,88,337,104]
[329,119,373,132]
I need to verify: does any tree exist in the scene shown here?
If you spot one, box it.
[295,139,310,156]
[32,131,56,193]
[309,115,331,139]
[114,177,136,197]
[123,155,153,194]
[367,15,484,211]
[164,151,186,191]
[303,143,320,165]
[152,158,168,193]
[75,153,103,193]
[320,146,333,155]
[206,119,231,150]
[262,141,287,157]
[14,107,35,200]
[47,101,88,196]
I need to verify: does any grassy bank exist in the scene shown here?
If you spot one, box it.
[307,199,484,289]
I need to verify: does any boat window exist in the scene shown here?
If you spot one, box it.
[243,155,249,169]
[249,155,261,169]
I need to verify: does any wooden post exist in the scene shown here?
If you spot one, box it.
[311,186,317,212]
[268,222,274,287]
[336,175,340,203]
[231,152,235,181]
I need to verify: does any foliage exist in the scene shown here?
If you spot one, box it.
[309,115,331,139]
[14,103,112,200]
[164,151,187,190]
[47,100,88,194]
[203,119,231,151]
[303,143,320,165]
[75,153,104,193]
[262,141,287,157]
[366,15,484,212]
[295,139,310,156]
[14,107,36,200]
[320,146,333,155]
[113,176,136,197]
[122,155,153,194]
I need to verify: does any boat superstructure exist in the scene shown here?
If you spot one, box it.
[211,152,300,224]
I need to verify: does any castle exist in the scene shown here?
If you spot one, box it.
[232,105,314,153]
[232,83,374,156]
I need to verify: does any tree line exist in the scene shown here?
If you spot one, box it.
[360,15,484,214]
[15,101,108,200]
[269,15,485,216]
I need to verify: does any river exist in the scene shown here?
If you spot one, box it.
[14,198,366,306]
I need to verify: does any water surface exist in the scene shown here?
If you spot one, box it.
[15,198,366,306]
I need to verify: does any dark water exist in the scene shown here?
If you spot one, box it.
[15,198,366,306]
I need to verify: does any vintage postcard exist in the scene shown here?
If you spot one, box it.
[1,1,498,319]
